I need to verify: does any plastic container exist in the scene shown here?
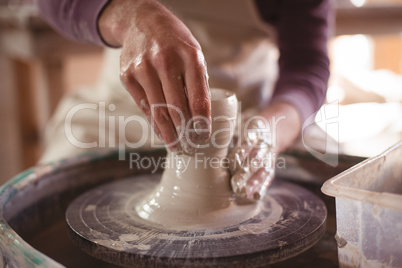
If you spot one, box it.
[322,141,402,268]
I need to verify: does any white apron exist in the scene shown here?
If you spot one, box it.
[40,0,279,163]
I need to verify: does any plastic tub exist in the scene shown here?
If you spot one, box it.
[322,141,402,268]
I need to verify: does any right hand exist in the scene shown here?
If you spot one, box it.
[98,0,211,153]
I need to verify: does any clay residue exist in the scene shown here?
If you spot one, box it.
[238,196,283,235]
[95,239,150,252]
[84,205,96,212]
[90,229,107,239]
[339,241,392,268]
[278,241,288,247]
[14,165,53,190]
[119,233,140,242]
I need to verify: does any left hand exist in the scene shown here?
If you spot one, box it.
[229,118,276,200]
[228,102,302,200]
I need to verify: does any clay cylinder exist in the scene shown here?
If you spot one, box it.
[136,89,260,229]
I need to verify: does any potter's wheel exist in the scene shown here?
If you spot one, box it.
[66,173,327,267]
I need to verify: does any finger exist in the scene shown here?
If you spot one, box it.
[230,147,275,200]
[245,167,274,200]
[158,68,196,154]
[120,73,162,138]
[246,130,272,149]
[231,169,250,198]
[228,143,252,174]
[182,49,211,144]
[246,147,274,173]
[134,64,181,152]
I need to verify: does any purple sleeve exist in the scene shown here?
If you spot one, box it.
[256,0,332,123]
[36,0,110,46]
[36,0,331,122]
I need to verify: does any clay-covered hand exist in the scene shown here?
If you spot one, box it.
[99,0,211,152]
[229,117,276,201]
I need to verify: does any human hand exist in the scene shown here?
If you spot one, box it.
[228,102,301,200]
[99,0,211,153]
[229,117,276,200]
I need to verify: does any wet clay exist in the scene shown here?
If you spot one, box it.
[136,89,260,229]
[64,89,328,267]
[66,174,327,267]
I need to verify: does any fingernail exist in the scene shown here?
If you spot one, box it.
[165,133,182,153]
[168,145,177,152]
[176,125,197,155]
[169,143,183,154]
[193,119,211,142]
[231,172,247,194]
[140,99,148,110]
[175,125,184,137]
[253,192,261,200]
[181,139,197,155]
[176,146,183,155]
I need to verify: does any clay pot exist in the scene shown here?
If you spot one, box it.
[136,89,260,229]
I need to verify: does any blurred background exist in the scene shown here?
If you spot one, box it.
[0,0,401,183]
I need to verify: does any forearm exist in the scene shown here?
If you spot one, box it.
[257,0,332,128]
[36,0,110,45]
[259,101,301,153]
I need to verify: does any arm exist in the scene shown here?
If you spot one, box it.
[36,0,212,153]
[36,0,110,45]
[230,0,332,199]
[256,0,332,152]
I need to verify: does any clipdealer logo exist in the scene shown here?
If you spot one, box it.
[302,101,340,167]
[62,100,339,167]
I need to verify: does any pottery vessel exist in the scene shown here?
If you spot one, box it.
[136,89,260,229]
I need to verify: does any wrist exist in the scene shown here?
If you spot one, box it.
[98,0,162,47]
[259,101,301,153]
[98,0,127,47]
